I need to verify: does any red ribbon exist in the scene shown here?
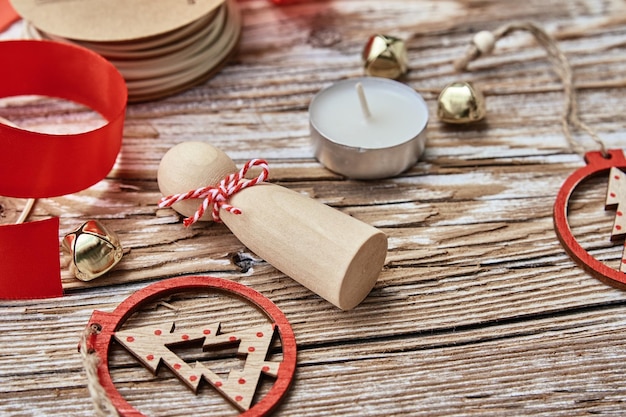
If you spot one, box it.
[0,40,127,299]
[0,218,61,299]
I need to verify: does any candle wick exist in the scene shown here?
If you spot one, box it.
[355,82,372,119]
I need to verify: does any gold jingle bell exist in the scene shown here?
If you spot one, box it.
[437,81,486,124]
[62,220,123,281]
[362,34,408,79]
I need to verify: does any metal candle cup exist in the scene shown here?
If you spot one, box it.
[309,77,428,180]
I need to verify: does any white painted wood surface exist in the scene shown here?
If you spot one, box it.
[2,0,626,415]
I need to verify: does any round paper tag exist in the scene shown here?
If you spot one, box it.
[12,0,225,42]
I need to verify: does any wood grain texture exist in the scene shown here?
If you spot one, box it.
[2,0,626,415]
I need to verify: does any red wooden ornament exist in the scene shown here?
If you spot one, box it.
[554,149,626,287]
[84,276,297,417]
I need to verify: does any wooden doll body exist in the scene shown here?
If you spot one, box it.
[158,141,387,310]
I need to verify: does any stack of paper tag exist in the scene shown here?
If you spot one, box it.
[12,0,241,102]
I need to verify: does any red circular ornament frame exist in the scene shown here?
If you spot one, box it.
[85,276,297,417]
[553,149,626,287]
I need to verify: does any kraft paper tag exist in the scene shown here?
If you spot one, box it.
[11,0,225,42]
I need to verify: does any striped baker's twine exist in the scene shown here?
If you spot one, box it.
[158,159,269,226]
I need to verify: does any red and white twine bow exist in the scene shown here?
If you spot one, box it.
[158,159,269,226]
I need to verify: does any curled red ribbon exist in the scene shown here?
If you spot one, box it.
[0,40,127,299]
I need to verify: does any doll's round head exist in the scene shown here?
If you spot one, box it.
[157,141,237,220]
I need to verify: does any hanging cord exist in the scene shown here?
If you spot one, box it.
[454,22,607,156]
[14,198,35,224]
[79,324,120,417]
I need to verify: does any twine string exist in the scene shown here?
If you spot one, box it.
[158,158,270,226]
[79,324,120,417]
[454,21,607,156]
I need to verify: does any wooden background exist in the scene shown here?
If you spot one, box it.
[2,0,626,415]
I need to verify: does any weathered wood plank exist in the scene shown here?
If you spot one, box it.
[2,304,626,416]
[2,0,626,415]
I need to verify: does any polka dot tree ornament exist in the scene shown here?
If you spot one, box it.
[456,22,626,289]
[553,151,626,287]
[80,276,297,417]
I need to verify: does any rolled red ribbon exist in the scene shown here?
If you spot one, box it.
[0,40,127,299]
[0,40,127,198]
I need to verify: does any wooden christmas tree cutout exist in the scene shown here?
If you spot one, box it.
[605,167,626,272]
[83,276,297,417]
[114,321,281,411]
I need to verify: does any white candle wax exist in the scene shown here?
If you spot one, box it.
[309,77,428,149]
[309,77,428,179]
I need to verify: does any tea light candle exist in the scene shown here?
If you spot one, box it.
[309,77,428,179]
